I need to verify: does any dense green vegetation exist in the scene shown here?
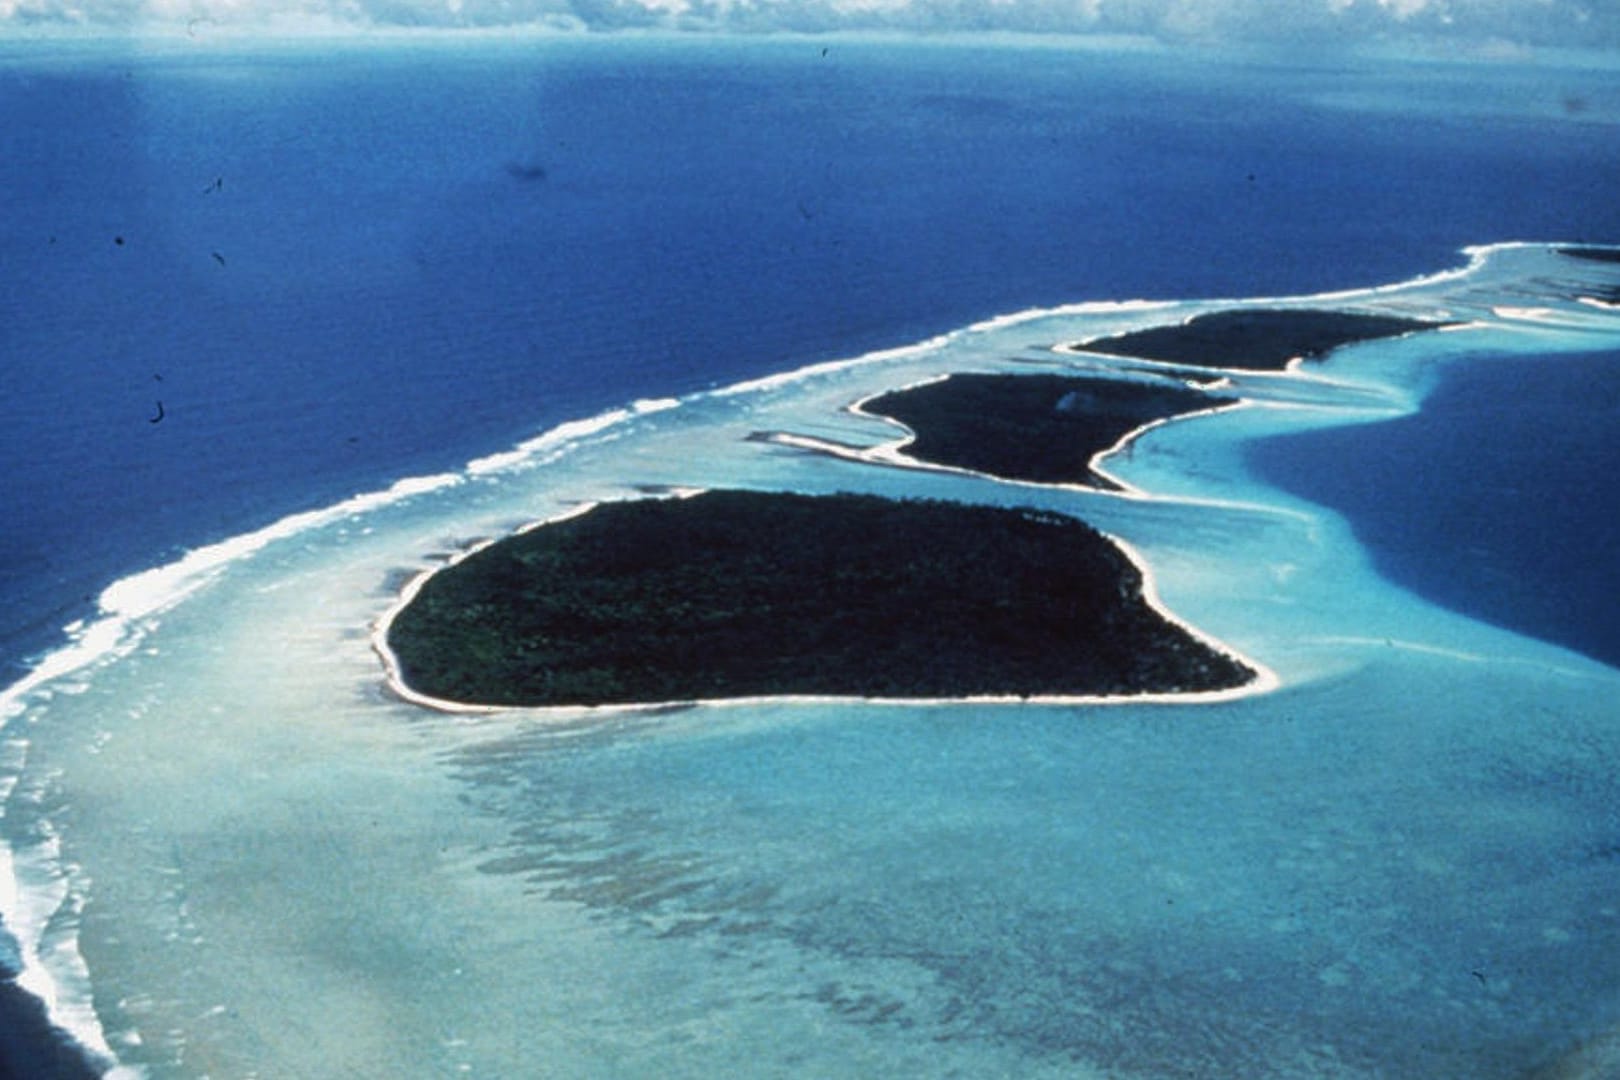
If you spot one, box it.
[1558,247,1620,302]
[1560,246,1620,265]
[1078,308,1446,370]
[862,373,1231,487]
[386,491,1255,707]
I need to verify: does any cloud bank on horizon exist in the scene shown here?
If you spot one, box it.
[2,0,1618,49]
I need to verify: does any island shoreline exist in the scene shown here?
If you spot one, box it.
[374,302,1464,716]
[371,488,1278,717]
[373,303,1469,716]
[849,373,1242,494]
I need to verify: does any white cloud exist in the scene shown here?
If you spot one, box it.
[1379,0,1438,18]
[2,0,1617,48]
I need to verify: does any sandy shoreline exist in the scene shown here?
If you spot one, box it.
[370,300,1459,717]
[371,298,1471,718]
[372,467,1279,719]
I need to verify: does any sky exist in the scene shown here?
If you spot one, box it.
[2,0,1619,51]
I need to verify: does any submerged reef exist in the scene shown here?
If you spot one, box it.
[1076,308,1447,370]
[861,373,1233,488]
[385,490,1255,707]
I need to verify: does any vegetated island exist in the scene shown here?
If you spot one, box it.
[861,373,1234,489]
[1075,308,1449,370]
[1558,246,1620,302]
[1559,245,1620,265]
[384,490,1256,708]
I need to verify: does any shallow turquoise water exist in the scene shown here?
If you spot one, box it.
[4,241,1620,1077]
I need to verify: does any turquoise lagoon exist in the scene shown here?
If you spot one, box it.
[4,242,1620,1077]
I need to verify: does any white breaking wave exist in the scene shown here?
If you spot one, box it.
[1,238,1617,1077]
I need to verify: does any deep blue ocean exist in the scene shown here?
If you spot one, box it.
[3,35,1620,1080]
[5,36,1620,679]
[1251,348,1620,670]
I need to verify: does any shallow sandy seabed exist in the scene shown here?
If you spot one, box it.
[4,242,1620,1078]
